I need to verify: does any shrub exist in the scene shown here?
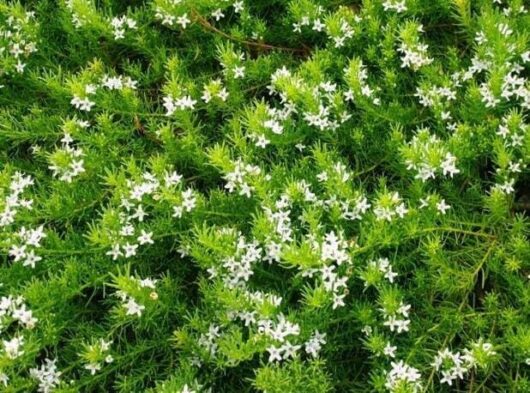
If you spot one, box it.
[0,0,529,392]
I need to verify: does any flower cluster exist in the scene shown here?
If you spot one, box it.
[223,159,261,198]
[0,296,37,383]
[197,323,221,358]
[419,194,451,215]
[65,0,93,28]
[254,323,326,365]
[302,82,348,131]
[163,93,197,116]
[218,43,246,80]
[290,3,325,34]
[382,0,407,13]
[0,172,34,227]
[491,112,527,195]
[414,84,457,123]
[401,128,460,182]
[324,14,357,49]
[1,172,46,268]
[29,358,62,393]
[385,360,422,393]
[227,289,283,327]
[70,93,95,112]
[217,235,262,288]
[268,68,351,133]
[0,7,38,78]
[432,340,497,386]
[262,314,328,364]
[305,330,326,358]
[80,338,114,375]
[201,79,229,104]
[115,276,158,318]
[103,169,196,260]
[8,225,46,268]
[344,58,380,106]
[292,5,359,49]
[71,73,137,112]
[0,295,38,330]
[381,300,411,334]
[301,231,352,309]
[373,191,408,222]
[100,74,138,91]
[2,335,24,359]
[110,15,137,40]
[361,257,398,286]
[154,0,191,29]
[398,24,433,71]
[48,133,85,183]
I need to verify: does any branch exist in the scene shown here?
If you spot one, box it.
[191,9,309,55]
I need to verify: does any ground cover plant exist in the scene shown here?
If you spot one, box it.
[0,0,529,391]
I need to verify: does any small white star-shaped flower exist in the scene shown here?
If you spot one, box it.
[436,199,451,215]
[137,230,154,245]
[123,242,138,258]
[176,13,191,29]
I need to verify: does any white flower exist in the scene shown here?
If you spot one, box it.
[395,203,408,218]
[180,384,195,393]
[305,330,326,358]
[218,88,229,101]
[164,94,197,115]
[0,373,7,387]
[497,23,512,36]
[384,342,397,358]
[385,360,422,392]
[383,0,407,13]
[267,345,283,363]
[441,153,460,177]
[124,298,145,317]
[176,95,197,110]
[182,188,197,211]
[173,205,183,218]
[212,9,225,21]
[279,341,301,360]
[233,1,244,13]
[436,199,451,215]
[137,230,154,245]
[15,61,25,73]
[398,41,433,71]
[3,336,24,359]
[71,95,95,111]
[139,278,157,289]
[255,134,270,148]
[312,19,325,32]
[163,95,177,115]
[176,13,191,29]
[164,171,183,186]
[106,244,122,260]
[84,362,101,375]
[368,257,398,284]
[123,242,138,258]
[497,178,515,194]
[9,244,26,262]
[110,16,137,40]
[233,65,245,79]
[479,84,500,108]
[30,358,62,393]
[263,119,283,134]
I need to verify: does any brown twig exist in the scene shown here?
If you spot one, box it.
[191,9,309,55]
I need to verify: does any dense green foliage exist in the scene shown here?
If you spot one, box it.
[0,0,529,392]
